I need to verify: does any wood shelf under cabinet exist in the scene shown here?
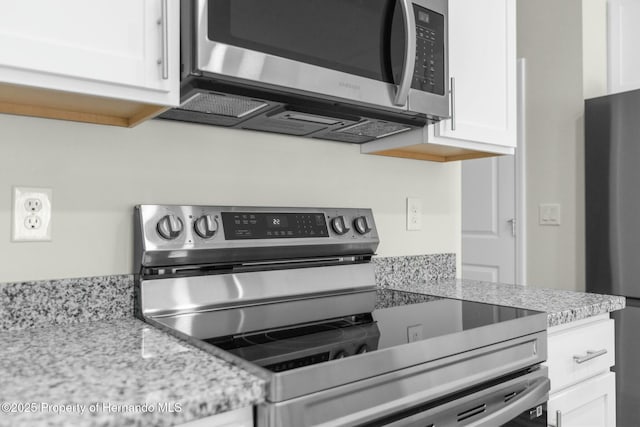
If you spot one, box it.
[360,127,513,162]
[364,142,503,162]
[0,82,168,127]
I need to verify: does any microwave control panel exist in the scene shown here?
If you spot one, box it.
[411,5,445,96]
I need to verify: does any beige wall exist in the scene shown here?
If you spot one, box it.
[0,114,461,283]
[518,0,586,291]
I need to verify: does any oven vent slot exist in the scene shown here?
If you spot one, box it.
[179,92,268,118]
[504,388,524,403]
[457,403,486,422]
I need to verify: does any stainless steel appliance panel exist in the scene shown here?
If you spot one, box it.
[135,205,379,269]
[140,263,376,316]
[586,89,640,299]
[135,204,547,427]
[194,0,449,118]
[611,302,640,427]
[258,347,548,427]
[264,324,546,402]
[152,291,377,339]
[585,88,640,425]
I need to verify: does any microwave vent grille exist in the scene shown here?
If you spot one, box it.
[337,121,412,139]
[179,93,268,118]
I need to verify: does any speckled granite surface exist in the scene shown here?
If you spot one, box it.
[0,275,134,331]
[373,253,456,288]
[0,252,624,426]
[390,278,626,327]
[1,253,456,332]
[0,317,265,427]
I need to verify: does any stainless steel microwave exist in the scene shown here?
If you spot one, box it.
[161,0,450,143]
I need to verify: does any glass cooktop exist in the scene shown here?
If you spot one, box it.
[204,289,545,373]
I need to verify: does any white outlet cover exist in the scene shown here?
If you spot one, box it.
[12,187,53,241]
[407,197,422,231]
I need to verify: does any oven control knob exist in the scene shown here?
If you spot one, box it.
[194,214,218,239]
[353,216,372,235]
[334,351,347,359]
[331,216,350,235]
[156,214,183,240]
[356,345,368,354]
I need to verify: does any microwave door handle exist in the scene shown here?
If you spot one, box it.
[393,0,417,107]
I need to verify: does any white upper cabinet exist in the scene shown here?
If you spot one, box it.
[362,0,517,162]
[0,0,179,127]
[608,0,640,94]
[427,0,516,152]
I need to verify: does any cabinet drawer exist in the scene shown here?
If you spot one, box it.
[546,319,614,392]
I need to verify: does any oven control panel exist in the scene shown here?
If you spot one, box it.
[221,212,329,240]
[135,205,380,267]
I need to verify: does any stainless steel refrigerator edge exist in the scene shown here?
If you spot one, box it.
[585,88,640,426]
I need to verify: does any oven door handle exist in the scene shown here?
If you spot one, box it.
[466,377,550,427]
[382,376,550,427]
[393,0,417,106]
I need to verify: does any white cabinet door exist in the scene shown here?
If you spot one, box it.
[547,372,616,427]
[0,0,179,106]
[428,0,516,151]
[360,0,517,161]
[608,0,640,94]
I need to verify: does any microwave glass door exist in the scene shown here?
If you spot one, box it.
[207,0,406,84]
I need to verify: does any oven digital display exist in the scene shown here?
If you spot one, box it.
[266,215,289,228]
[221,212,329,239]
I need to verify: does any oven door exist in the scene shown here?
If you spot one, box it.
[259,365,549,427]
[362,370,549,427]
[195,0,449,118]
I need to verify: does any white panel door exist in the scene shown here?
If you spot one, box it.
[427,0,516,149]
[0,0,178,102]
[461,155,515,283]
[608,0,640,94]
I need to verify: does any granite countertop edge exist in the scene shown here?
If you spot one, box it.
[387,278,626,327]
[0,317,267,427]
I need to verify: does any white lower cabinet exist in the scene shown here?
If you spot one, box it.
[547,372,615,427]
[177,406,253,427]
[545,314,616,427]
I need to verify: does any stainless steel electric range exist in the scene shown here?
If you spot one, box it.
[134,205,550,426]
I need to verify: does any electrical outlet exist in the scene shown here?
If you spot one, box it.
[407,197,422,231]
[12,187,52,242]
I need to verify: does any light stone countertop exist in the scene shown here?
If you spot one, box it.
[0,317,265,427]
[388,278,626,327]
[0,257,626,426]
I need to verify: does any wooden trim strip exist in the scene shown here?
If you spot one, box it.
[0,101,129,127]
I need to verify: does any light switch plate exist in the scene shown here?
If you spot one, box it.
[12,187,53,241]
[538,203,561,226]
